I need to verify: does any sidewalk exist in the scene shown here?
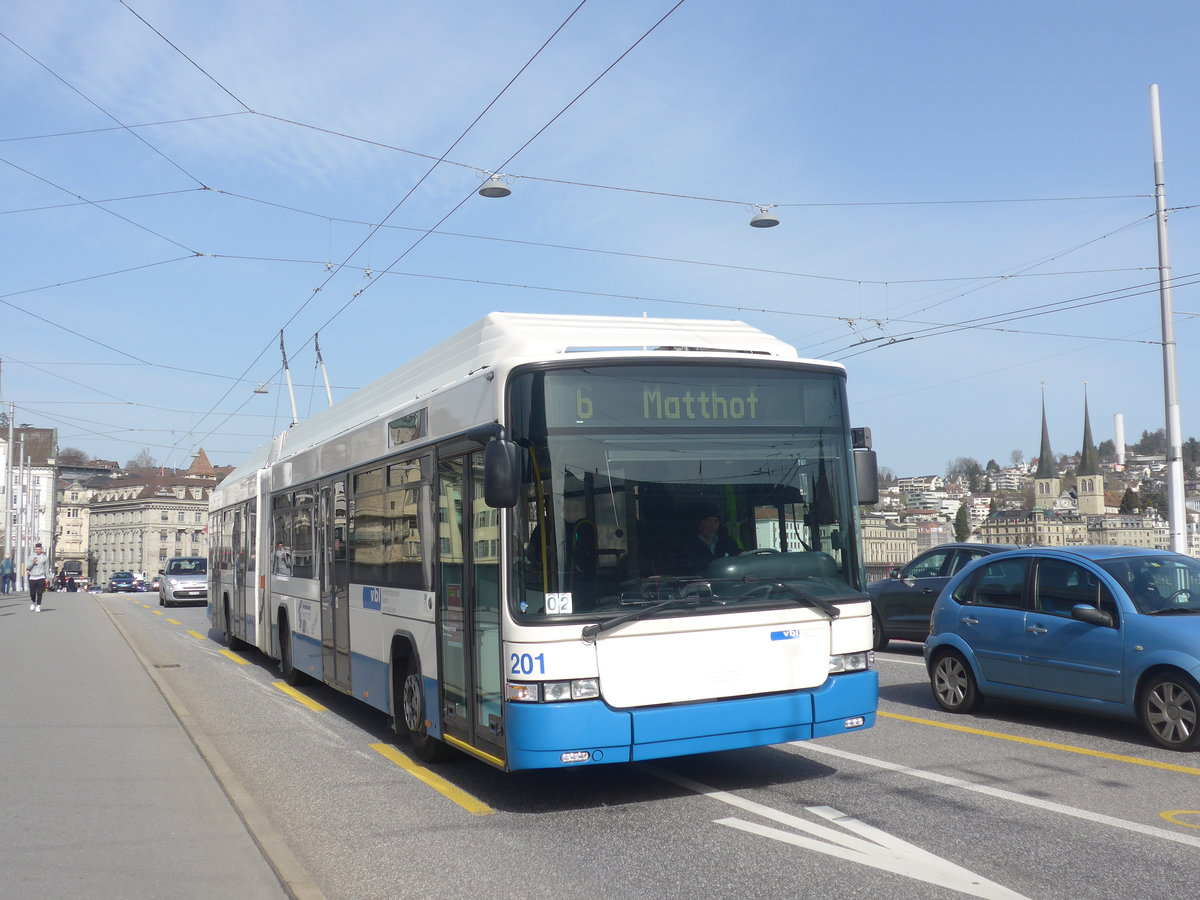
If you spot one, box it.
[0,588,289,899]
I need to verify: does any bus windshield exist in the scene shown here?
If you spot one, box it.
[509,363,865,621]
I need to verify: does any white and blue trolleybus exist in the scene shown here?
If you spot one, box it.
[209,313,880,770]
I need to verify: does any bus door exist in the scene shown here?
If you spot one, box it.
[230,505,247,640]
[247,507,260,645]
[437,454,504,763]
[320,481,351,691]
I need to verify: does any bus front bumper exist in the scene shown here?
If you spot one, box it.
[504,669,877,771]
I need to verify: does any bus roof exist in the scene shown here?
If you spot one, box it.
[214,313,832,498]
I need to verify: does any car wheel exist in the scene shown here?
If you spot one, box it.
[401,657,450,763]
[931,650,983,713]
[872,612,889,651]
[1139,673,1200,751]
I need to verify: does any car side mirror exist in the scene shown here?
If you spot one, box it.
[1071,604,1113,628]
[889,567,902,580]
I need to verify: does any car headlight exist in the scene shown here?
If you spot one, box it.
[169,577,181,587]
[828,650,874,674]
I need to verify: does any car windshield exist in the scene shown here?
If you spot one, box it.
[1098,554,1200,615]
[508,363,866,623]
[167,559,207,576]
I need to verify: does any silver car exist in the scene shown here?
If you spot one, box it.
[159,556,208,607]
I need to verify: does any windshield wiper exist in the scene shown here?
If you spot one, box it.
[745,578,842,619]
[1145,607,1200,615]
[581,596,697,640]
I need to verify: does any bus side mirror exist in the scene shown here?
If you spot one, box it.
[854,449,879,505]
[483,439,520,509]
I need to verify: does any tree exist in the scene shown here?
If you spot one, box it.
[125,448,156,469]
[953,503,971,542]
[1119,488,1137,513]
[1097,439,1116,462]
[57,446,90,466]
[1185,437,1200,479]
[1010,449,1025,468]
[946,456,983,480]
[1140,489,1168,518]
[1134,428,1167,455]
[877,466,897,487]
[985,459,1000,474]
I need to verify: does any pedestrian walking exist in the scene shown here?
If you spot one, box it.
[27,543,49,612]
[0,553,13,594]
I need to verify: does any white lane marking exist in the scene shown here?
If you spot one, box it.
[877,654,925,666]
[646,766,1024,899]
[799,742,1200,850]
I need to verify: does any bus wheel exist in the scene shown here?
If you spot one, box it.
[224,598,244,651]
[279,617,302,686]
[401,657,449,763]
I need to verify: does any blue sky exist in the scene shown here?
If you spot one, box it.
[2,1,1198,476]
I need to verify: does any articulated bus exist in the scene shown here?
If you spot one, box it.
[209,313,880,770]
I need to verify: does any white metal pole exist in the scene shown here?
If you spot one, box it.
[4,402,12,558]
[1150,84,1186,554]
[17,442,26,591]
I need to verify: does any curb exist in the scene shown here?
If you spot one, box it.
[96,595,326,900]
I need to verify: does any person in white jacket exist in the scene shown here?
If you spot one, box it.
[27,542,49,612]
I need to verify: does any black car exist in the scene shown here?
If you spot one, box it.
[867,543,1021,649]
[107,571,136,592]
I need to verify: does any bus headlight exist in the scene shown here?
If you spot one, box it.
[543,681,573,702]
[506,679,601,703]
[505,682,540,702]
[828,651,874,674]
[570,678,599,700]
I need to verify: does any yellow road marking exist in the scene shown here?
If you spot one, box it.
[443,733,506,768]
[272,681,327,711]
[220,648,250,665]
[880,710,1200,775]
[369,742,494,816]
[187,630,205,640]
[166,618,181,625]
[152,610,164,616]
[1162,810,1200,829]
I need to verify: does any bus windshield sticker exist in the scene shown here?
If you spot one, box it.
[546,593,573,615]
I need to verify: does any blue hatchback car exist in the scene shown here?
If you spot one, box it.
[925,546,1200,751]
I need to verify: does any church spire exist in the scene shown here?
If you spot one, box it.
[1034,391,1056,479]
[1033,387,1061,509]
[1076,387,1100,477]
[1075,384,1105,515]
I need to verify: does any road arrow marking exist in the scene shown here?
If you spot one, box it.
[646,766,1025,899]
[718,811,1025,899]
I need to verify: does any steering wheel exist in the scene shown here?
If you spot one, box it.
[1165,588,1194,604]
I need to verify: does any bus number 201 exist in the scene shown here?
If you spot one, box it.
[509,652,546,675]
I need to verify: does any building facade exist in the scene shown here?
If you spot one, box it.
[1,426,58,576]
[55,478,98,584]
[90,474,213,583]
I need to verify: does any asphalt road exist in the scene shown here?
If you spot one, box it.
[96,593,1200,899]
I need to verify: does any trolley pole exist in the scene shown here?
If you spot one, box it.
[1150,84,1186,554]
